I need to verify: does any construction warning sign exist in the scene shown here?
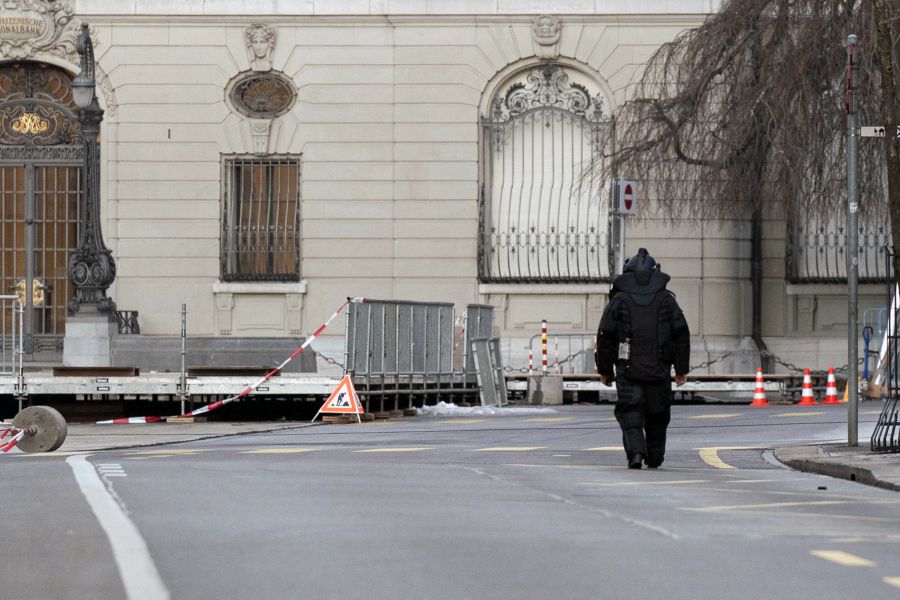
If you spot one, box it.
[313,375,364,422]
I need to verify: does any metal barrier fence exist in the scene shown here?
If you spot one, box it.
[1,295,22,377]
[344,299,497,411]
[872,247,900,453]
[527,331,595,374]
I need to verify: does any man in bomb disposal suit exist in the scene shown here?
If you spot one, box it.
[595,248,691,469]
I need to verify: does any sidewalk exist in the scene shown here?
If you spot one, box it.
[773,444,900,492]
[52,422,317,453]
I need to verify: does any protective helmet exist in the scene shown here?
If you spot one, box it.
[623,248,660,275]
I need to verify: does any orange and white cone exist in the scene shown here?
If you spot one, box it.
[823,368,840,404]
[750,368,768,407]
[798,368,818,406]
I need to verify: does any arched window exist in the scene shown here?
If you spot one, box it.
[479,64,613,283]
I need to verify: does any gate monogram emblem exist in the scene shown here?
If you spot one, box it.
[11,111,48,134]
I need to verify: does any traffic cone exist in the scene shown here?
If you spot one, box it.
[823,368,840,404]
[750,368,769,407]
[798,368,818,406]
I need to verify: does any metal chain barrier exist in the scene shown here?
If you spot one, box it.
[314,350,345,370]
[689,350,737,373]
[769,353,864,376]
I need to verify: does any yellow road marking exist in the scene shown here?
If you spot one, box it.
[582,480,709,487]
[521,417,574,423]
[684,500,862,513]
[687,413,742,419]
[241,448,319,454]
[884,577,900,589]
[583,446,624,451]
[810,550,875,567]
[697,446,759,469]
[437,419,487,424]
[473,446,546,452]
[354,447,433,453]
[771,412,826,417]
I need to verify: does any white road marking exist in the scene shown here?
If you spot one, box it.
[582,480,709,487]
[354,447,433,453]
[884,577,900,589]
[241,448,320,454]
[810,550,876,567]
[67,455,170,600]
[683,499,900,513]
[583,446,624,451]
[473,446,546,452]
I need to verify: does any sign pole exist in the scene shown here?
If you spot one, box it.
[846,33,859,447]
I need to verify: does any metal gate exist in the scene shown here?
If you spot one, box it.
[0,62,83,357]
[0,164,80,353]
[872,248,900,453]
[479,63,614,283]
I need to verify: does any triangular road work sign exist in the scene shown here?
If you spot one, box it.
[313,375,364,422]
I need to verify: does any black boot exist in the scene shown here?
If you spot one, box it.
[645,455,663,469]
[628,453,644,469]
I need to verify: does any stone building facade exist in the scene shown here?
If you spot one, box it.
[0,0,886,374]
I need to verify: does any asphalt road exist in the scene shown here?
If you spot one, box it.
[3,403,898,600]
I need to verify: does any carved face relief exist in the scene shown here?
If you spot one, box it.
[532,15,561,60]
[244,23,276,72]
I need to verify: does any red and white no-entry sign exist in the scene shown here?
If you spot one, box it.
[617,179,638,215]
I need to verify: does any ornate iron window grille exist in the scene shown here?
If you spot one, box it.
[221,156,301,282]
[479,64,614,283]
[787,211,893,284]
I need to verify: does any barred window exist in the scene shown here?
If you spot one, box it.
[221,157,300,281]
[788,210,892,283]
[479,64,613,283]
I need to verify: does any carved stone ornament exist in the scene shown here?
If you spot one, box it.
[249,119,270,154]
[532,15,561,60]
[0,0,78,61]
[245,23,276,72]
[228,70,296,119]
[489,64,607,124]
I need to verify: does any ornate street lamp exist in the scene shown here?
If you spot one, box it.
[68,23,116,314]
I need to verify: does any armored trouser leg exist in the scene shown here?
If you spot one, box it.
[614,379,647,460]
[643,381,672,466]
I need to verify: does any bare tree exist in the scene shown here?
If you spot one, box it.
[602,0,899,366]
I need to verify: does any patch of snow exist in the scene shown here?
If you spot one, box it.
[416,402,557,417]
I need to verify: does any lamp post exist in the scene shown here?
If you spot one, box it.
[68,23,116,314]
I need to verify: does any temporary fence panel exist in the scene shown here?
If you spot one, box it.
[464,304,494,375]
[471,337,508,407]
[345,299,455,376]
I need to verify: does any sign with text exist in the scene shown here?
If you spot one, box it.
[860,126,900,138]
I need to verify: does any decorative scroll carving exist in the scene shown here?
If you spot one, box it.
[489,64,607,123]
[0,62,81,145]
[229,71,296,119]
[0,144,81,160]
[532,15,561,60]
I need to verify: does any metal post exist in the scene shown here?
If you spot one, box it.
[68,24,116,314]
[614,179,626,276]
[179,304,187,415]
[16,300,25,412]
[846,33,860,446]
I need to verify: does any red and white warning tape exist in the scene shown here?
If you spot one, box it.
[1,427,25,453]
[97,297,364,425]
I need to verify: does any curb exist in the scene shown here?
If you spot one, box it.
[773,446,900,493]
